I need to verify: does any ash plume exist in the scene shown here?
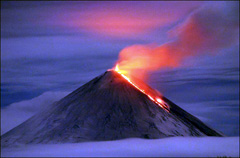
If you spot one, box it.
[116,2,239,80]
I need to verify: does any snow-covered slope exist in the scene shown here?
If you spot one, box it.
[1,71,222,147]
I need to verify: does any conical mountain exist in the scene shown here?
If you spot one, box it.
[1,70,222,147]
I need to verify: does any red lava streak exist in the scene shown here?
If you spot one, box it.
[114,64,169,112]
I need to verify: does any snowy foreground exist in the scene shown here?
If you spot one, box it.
[1,137,239,157]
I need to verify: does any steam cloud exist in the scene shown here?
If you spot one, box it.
[116,2,239,80]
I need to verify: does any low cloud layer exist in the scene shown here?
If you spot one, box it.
[1,91,69,135]
[2,137,239,157]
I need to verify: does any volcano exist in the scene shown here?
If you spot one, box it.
[1,70,222,147]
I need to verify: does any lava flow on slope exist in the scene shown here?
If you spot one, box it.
[113,64,169,112]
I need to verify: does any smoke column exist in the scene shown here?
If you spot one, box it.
[116,2,239,80]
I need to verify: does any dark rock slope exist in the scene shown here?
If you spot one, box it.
[1,70,222,147]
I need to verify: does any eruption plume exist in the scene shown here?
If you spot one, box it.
[115,2,239,80]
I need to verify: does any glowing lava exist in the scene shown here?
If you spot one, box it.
[114,64,169,112]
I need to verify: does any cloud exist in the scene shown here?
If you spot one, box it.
[1,1,203,38]
[1,91,69,135]
[180,100,239,136]
[66,2,201,38]
[1,137,239,157]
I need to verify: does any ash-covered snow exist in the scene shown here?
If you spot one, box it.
[1,137,239,157]
[2,71,221,147]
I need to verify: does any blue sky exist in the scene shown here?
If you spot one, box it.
[1,1,239,136]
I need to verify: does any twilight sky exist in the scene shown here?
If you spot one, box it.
[1,1,239,136]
